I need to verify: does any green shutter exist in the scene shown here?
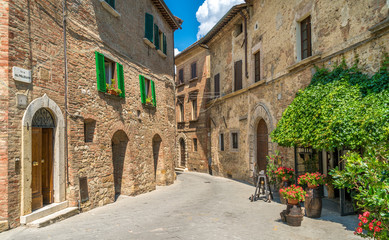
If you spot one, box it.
[154,24,160,50]
[145,13,154,43]
[151,80,156,107]
[95,51,106,92]
[139,75,146,104]
[116,63,125,98]
[163,33,167,55]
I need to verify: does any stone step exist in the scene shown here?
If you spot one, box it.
[20,201,69,224]
[175,167,188,172]
[27,207,79,228]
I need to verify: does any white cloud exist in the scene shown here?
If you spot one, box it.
[196,0,245,39]
[174,48,181,56]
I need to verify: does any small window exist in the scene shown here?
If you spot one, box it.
[191,98,197,120]
[105,59,115,85]
[234,60,243,91]
[254,51,261,82]
[84,119,96,143]
[193,138,198,152]
[179,69,184,84]
[191,62,197,79]
[231,132,239,150]
[139,75,156,106]
[214,73,220,98]
[219,133,224,151]
[235,23,243,36]
[145,79,152,99]
[105,0,115,9]
[300,16,312,60]
[179,103,184,122]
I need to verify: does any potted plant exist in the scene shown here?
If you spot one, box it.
[145,97,153,105]
[275,166,295,204]
[298,172,325,218]
[279,184,306,227]
[106,79,121,96]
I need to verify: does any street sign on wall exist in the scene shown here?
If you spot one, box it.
[13,66,31,83]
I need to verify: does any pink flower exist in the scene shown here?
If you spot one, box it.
[358,222,363,227]
[361,217,368,224]
[374,226,381,232]
[363,211,370,218]
[356,227,363,233]
[376,221,381,226]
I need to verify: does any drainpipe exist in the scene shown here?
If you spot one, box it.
[240,11,248,79]
[63,0,69,186]
[172,31,178,172]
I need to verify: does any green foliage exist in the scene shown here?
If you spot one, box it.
[271,56,389,150]
[330,148,389,239]
[265,152,284,185]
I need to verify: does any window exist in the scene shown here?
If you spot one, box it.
[191,62,197,79]
[84,119,96,143]
[254,51,261,82]
[235,23,243,36]
[179,103,184,122]
[154,24,160,50]
[214,73,220,98]
[179,69,184,84]
[231,132,239,150]
[95,51,125,98]
[193,138,198,152]
[104,0,115,9]
[219,133,224,151]
[139,75,156,106]
[234,60,243,91]
[191,98,197,120]
[300,16,312,60]
[144,13,154,44]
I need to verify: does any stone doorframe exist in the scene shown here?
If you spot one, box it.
[21,94,65,216]
[176,133,188,168]
[248,102,274,178]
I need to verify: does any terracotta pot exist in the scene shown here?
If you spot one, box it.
[308,183,318,189]
[305,187,322,218]
[288,198,299,205]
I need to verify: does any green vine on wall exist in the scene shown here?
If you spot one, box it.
[271,54,389,151]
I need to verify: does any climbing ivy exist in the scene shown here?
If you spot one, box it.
[271,55,389,150]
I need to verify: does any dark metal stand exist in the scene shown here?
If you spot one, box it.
[249,170,273,202]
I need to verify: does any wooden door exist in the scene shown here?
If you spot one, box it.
[180,139,186,167]
[256,119,268,172]
[42,128,53,205]
[32,128,43,211]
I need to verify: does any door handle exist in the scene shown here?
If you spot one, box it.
[33,161,39,166]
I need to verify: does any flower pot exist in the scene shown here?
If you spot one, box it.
[286,205,304,227]
[288,199,299,205]
[305,187,322,218]
[307,183,318,189]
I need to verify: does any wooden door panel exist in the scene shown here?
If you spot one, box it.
[32,128,43,211]
[42,128,53,204]
[257,120,268,172]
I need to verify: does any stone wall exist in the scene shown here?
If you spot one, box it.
[1,0,177,230]
[175,47,210,172]
[205,0,388,182]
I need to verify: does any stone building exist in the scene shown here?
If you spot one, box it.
[175,44,210,173]
[177,0,388,192]
[0,0,180,231]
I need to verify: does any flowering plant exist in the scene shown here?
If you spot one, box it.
[274,167,295,182]
[354,211,387,239]
[266,152,283,184]
[279,184,306,201]
[298,172,326,188]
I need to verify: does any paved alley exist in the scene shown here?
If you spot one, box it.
[1,172,360,240]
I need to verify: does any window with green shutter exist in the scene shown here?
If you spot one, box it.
[95,51,106,93]
[154,24,160,50]
[145,13,154,43]
[95,51,124,98]
[116,63,125,98]
[139,75,156,107]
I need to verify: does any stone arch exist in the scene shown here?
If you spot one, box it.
[176,133,188,168]
[111,130,129,200]
[248,102,275,177]
[21,94,65,216]
[152,134,165,185]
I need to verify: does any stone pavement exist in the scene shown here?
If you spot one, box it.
[1,172,361,240]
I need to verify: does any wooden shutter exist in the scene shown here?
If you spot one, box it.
[95,51,106,92]
[139,75,146,104]
[234,60,242,91]
[145,13,154,43]
[151,80,156,107]
[191,62,197,79]
[154,24,160,50]
[214,73,220,97]
[163,33,167,55]
[255,52,260,82]
[179,69,184,83]
[301,16,312,59]
[116,63,125,98]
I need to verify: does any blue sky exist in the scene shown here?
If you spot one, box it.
[165,0,245,54]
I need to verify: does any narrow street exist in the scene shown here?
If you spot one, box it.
[1,172,359,240]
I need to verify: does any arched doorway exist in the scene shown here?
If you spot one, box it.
[256,119,268,173]
[179,138,186,167]
[31,108,55,211]
[111,130,129,201]
[152,135,162,177]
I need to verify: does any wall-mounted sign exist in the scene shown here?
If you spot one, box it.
[13,67,31,83]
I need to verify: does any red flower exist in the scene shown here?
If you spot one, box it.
[374,226,381,232]
[358,222,363,227]
[363,211,370,218]
[361,217,368,224]
[376,221,381,226]
[356,227,363,233]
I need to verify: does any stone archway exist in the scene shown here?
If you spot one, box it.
[111,130,129,201]
[248,102,274,177]
[176,133,188,168]
[152,134,164,185]
[21,94,65,216]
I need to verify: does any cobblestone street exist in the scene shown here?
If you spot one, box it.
[1,172,360,240]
